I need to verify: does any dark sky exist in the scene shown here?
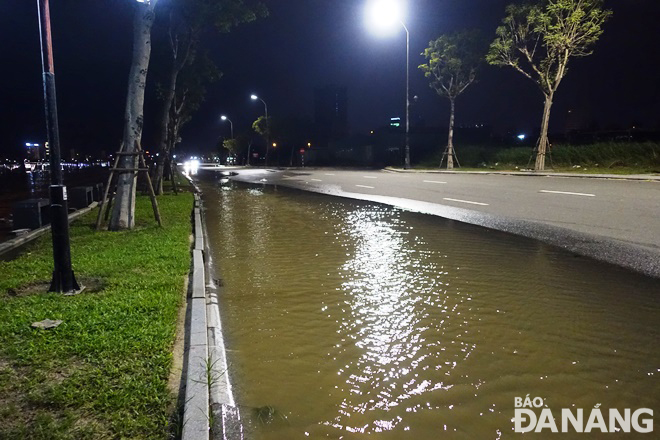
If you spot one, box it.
[1,0,659,158]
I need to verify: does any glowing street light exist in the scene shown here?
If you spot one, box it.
[365,0,411,169]
[220,115,233,139]
[366,0,405,34]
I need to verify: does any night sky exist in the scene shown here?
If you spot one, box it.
[1,0,659,158]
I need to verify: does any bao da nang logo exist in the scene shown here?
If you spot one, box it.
[514,395,654,433]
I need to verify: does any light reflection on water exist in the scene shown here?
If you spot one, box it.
[202,179,660,439]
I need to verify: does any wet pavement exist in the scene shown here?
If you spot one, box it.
[219,167,660,278]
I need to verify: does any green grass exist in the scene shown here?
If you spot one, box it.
[416,141,660,174]
[0,191,194,439]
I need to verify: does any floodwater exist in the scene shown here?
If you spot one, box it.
[202,178,659,439]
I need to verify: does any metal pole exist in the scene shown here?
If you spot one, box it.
[229,119,234,139]
[261,98,269,166]
[402,21,411,169]
[37,0,80,293]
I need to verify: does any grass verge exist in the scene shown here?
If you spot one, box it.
[0,190,194,439]
[417,141,660,174]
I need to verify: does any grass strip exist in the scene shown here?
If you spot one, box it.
[0,191,193,439]
[418,141,660,173]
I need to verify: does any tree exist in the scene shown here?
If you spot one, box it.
[419,31,484,169]
[487,0,611,170]
[252,115,271,161]
[152,0,267,194]
[251,115,270,136]
[165,52,221,174]
[110,0,159,230]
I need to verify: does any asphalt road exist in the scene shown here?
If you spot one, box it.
[210,167,660,278]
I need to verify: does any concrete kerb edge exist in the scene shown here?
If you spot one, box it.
[0,202,98,257]
[183,182,240,440]
[183,189,210,440]
[198,189,242,439]
[383,167,660,181]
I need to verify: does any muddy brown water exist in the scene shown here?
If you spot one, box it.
[201,179,659,439]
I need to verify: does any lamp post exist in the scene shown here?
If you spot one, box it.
[366,0,411,169]
[220,115,233,139]
[251,94,269,165]
[37,0,80,293]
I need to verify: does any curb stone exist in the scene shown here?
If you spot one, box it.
[183,182,241,440]
[383,167,660,181]
[0,202,98,258]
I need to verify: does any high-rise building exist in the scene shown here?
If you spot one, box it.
[25,143,40,161]
[314,85,348,141]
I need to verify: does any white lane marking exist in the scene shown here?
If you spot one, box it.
[539,190,595,197]
[356,185,375,189]
[443,197,489,206]
[423,180,447,184]
[310,179,322,182]
[363,176,378,179]
[324,173,335,176]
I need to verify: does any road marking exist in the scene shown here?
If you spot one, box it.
[310,179,322,182]
[539,190,595,197]
[443,197,489,206]
[363,176,378,179]
[423,180,447,184]
[356,185,375,189]
[324,173,335,176]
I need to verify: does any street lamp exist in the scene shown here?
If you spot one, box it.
[250,94,270,165]
[366,0,411,169]
[37,0,80,293]
[220,115,233,139]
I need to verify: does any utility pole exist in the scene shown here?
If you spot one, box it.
[37,0,80,293]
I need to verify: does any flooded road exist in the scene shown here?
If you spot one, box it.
[201,178,659,439]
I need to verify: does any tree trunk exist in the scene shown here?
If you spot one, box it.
[154,154,165,195]
[535,94,554,171]
[445,98,456,169]
[109,1,157,230]
[154,54,184,195]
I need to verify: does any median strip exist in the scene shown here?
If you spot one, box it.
[539,190,596,197]
[443,197,489,206]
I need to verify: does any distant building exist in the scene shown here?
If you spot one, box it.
[314,85,348,141]
[25,143,41,161]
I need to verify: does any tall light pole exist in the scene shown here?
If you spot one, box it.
[220,115,233,139]
[251,94,269,165]
[37,0,80,293]
[366,0,411,169]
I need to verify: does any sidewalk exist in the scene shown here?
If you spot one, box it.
[384,167,660,181]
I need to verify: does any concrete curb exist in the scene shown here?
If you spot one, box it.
[183,186,240,440]
[0,202,98,258]
[384,167,660,181]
